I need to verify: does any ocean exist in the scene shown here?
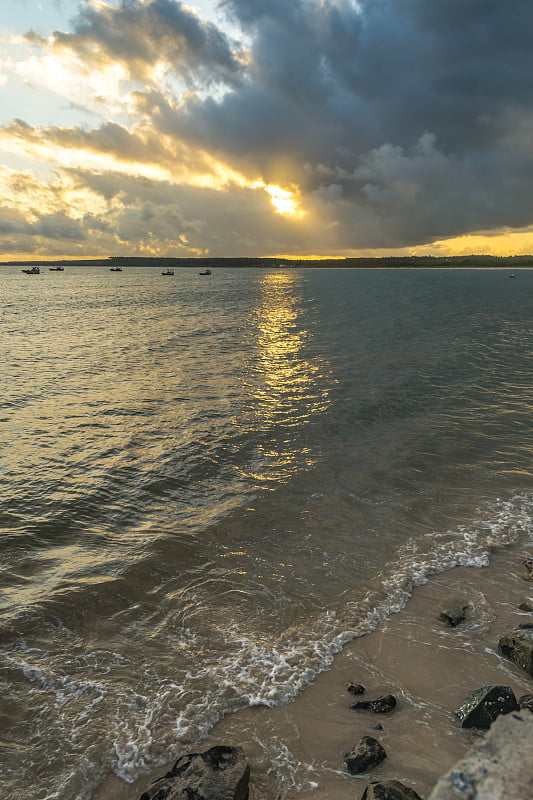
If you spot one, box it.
[0,266,531,800]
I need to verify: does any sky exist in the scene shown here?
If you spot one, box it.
[2,0,533,260]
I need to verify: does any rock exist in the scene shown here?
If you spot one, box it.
[518,601,533,612]
[522,555,533,580]
[518,693,533,712]
[347,682,366,695]
[351,695,397,713]
[373,723,384,731]
[362,779,425,799]
[344,736,386,775]
[438,605,469,627]
[139,746,250,800]
[499,627,533,677]
[455,685,518,729]
[428,711,533,799]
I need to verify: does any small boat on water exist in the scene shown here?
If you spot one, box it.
[509,273,516,278]
[49,266,64,271]
[199,269,212,275]
[162,269,175,276]
[21,266,40,274]
[110,267,123,272]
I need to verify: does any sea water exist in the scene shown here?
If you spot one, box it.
[0,266,531,799]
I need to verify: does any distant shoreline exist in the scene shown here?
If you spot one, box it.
[2,255,533,269]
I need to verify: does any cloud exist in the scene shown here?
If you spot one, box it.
[72,166,313,255]
[4,0,533,257]
[0,160,314,258]
[33,210,86,240]
[0,117,248,188]
[190,0,533,249]
[47,0,243,88]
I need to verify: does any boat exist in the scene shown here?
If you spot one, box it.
[162,269,175,276]
[199,269,212,275]
[49,266,64,271]
[110,267,123,272]
[21,266,40,274]
[509,273,516,278]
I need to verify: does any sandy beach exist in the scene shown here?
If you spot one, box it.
[93,535,533,800]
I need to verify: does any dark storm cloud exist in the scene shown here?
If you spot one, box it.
[208,0,533,158]
[207,0,533,246]
[48,0,243,87]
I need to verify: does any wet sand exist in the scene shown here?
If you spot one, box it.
[93,540,533,800]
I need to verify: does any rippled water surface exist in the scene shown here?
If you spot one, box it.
[0,266,532,799]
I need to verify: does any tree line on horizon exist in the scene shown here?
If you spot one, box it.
[2,254,533,267]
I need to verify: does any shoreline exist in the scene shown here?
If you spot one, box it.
[92,537,533,800]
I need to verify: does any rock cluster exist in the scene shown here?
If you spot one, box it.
[341,589,533,798]
[137,584,533,800]
[343,683,396,783]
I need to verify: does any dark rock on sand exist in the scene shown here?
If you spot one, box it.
[518,693,533,712]
[455,686,518,730]
[518,601,533,612]
[351,695,397,713]
[499,627,533,677]
[438,605,469,627]
[347,682,366,695]
[428,711,533,799]
[362,779,425,800]
[344,736,386,774]
[139,745,250,800]
[373,723,384,731]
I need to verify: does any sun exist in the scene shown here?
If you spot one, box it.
[264,184,301,217]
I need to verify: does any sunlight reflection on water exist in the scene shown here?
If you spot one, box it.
[240,270,331,482]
